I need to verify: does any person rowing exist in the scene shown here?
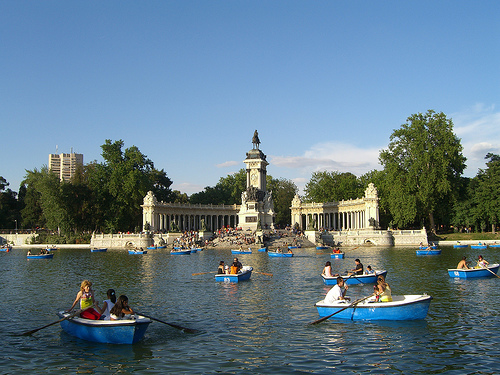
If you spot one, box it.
[324,276,350,303]
[456,256,470,269]
[348,259,363,276]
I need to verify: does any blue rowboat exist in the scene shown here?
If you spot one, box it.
[91,248,107,252]
[453,244,468,248]
[128,250,147,255]
[157,245,167,249]
[268,251,293,257]
[0,246,12,252]
[315,294,432,321]
[316,246,330,250]
[322,270,388,286]
[258,247,268,252]
[471,244,488,250]
[416,249,442,255]
[190,248,198,253]
[448,263,500,278]
[419,245,437,250]
[288,245,301,249]
[490,244,500,248]
[57,311,151,344]
[214,266,253,283]
[170,249,190,255]
[46,247,58,251]
[27,254,54,259]
[231,249,252,254]
[331,252,345,259]
[147,246,157,250]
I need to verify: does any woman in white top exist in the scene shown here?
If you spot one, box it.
[322,261,334,278]
[99,289,116,320]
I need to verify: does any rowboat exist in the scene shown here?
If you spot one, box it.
[157,245,167,249]
[170,249,191,255]
[190,248,202,253]
[330,252,345,259]
[128,250,147,255]
[0,246,12,252]
[231,249,252,254]
[258,247,268,252]
[288,245,301,249]
[322,270,388,285]
[316,246,330,250]
[146,246,157,250]
[315,294,432,321]
[46,246,58,251]
[27,254,54,259]
[57,311,151,344]
[214,266,253,283]
[91,248,107,252]
[453,244,468,248]
[419,245,437,250]
[448,263,500,278]
[490,244,500,248]
[471,244,487,250]
[416,249,441,255]
[268,251,293,257]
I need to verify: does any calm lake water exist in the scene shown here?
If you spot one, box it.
[2,245,500,374]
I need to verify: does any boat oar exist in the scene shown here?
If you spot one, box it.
[484,267,500,279]
[254,271,273,277]
[137,313,198,334]
[192,271,216,276]
[309,294,375,325]
[21,309,84,336]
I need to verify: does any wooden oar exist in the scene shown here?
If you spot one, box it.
[309,294,375,325]
[137,313,198,334]
[22,309,84,336]
[484,267,500,279]
[192,271,216,276]
[254,271,273,277]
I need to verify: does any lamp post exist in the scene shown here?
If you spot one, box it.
[15,219,17,233]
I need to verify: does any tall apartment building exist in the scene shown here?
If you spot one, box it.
[48,152,84,182]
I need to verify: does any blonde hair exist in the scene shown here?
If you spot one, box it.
[80,280,92,292]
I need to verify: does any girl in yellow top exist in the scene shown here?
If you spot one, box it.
[67,280,102,320]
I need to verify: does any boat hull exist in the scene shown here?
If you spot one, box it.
[171,250,191,255]
[91,248,107,252]
[268,252,293,257]
[489,244,500,248]
[471,245,487,250]
[330,253,345,259]
[316,246,330,250]
[448,264,500,278]
[315,295,432,321]
[27,254,54,259]
[215,266,253,283]
[57,312,151,344]
[258,247,267,252]
[453,244,468,248]
[416,249,442,255]
[288,246,301,249]
[128,250,147,255]
[231,250,252,254]
[322,270,388,285]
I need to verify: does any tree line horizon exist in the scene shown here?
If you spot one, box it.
[1,110,499,237]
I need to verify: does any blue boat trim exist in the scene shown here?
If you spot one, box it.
[268,251,293,257]
[322,270,388,285]
[315,294,432,321]
[330,252,345,259]
[416,249,441,255]
[57,311,151,344]
[27,254,54,259]
[231,249,252,254]
[128,250,147,255]
[447,263,499,278]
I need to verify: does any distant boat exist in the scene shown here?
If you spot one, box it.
[453,244,468,248]
[416,249,442,255]
[27,253,54,259]
[419,245,437,250]
[57,311,151,344]
[157,245,167,249]
[490,244,500,248]
[471,244,488,250]
[231,249,252,254]
[258,247,268,252]
[288,245,301,249]
[316,246,330,250]
[315,294,432,321]
[91,248,107,253]
[128,250,147,255]
[146,246,157,250]
[0,246,12,252]
[170,249,191,255]
[322,270,388,286]
[268,251,293,258]
[214,266,253,283]
[46,246,58,251]
[448,264,500,278]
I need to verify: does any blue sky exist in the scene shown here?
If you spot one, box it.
[1,1,499,195]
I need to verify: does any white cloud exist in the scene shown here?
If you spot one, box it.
[171,182,204,195]
[216,160,239,168]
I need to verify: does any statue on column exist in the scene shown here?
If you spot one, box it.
[252,130,260,149]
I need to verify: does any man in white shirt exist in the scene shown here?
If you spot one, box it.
[324,277,350,304]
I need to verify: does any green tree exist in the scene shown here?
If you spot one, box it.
[267,177,298,227]
[379,110,466,231]
[190,169,246,205]
[303,171,363,203]
[0,176,19,229]
[471,153,500,232]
